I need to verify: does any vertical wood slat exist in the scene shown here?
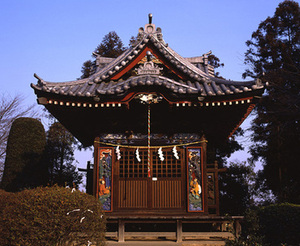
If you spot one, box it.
[152,180,182,208]
[119,180,147,208]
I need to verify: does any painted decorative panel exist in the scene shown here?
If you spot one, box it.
[187,147,203,212]
[97,148,113,211]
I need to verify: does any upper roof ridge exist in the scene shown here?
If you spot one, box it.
[132,13,165,47]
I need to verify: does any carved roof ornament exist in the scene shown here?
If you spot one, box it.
[135,93,163,104]
[136,61,163,75]
[136,51,163,75]
[145,13,155,34]
[136,13,164,43]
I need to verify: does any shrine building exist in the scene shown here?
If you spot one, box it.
[32,15,265,242]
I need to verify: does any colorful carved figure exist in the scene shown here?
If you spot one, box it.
[190,178,201,199]
[99,178,110,196]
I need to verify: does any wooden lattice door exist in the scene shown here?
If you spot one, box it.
[114,147,185,211]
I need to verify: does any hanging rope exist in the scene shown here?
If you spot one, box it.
[94,139,207,148]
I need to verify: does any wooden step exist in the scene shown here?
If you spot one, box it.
[105,240,226,245]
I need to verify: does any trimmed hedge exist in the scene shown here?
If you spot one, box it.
[1,117,46,191]
[0,186,105,246]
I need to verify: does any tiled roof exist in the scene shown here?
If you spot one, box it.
[30,17,267,146]
[31,20,265,101]
[32,74,263,99]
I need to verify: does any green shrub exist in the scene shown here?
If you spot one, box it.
[258,203,300,246]
[0,186,105,246]
[226,203,300,246]
[225,208,264,246]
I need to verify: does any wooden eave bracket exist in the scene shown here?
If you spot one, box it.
[37,97,48,105]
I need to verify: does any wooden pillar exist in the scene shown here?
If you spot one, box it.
[118,219,125,242]
[214,161,220,216]
[235,220,242,238]
[176,220,182,243]
[201,135,208,215]
[221,222,226,232]
[216,166,226,215]
[78,161,93,195]
[93,137,100,197]
[86,161,93,195]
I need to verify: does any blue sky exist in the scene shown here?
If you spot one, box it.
[0,0,284,174]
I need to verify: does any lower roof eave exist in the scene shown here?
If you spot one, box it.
[34,87,264,108]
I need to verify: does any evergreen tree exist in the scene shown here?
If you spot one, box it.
[1,117,46,191]
[80,31,126,79]
[208,54,224,78]
[129,35,138,47]
[219,161,256,215]
[45,122,82,187]
[243,0,300,202]
[94,31,126,58]
[80,60,94,79]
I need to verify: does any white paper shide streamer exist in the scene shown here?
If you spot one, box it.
[135,148,141,162]
[172,146,179,159]
[158,147,164,161]
[116,146,121,160]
